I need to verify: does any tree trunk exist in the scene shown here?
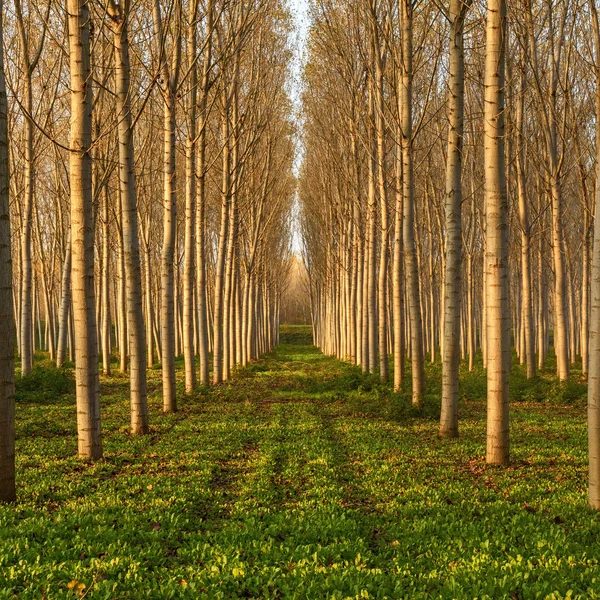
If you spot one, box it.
[440,0,468,437]
[367,91,377,375]
[373,26,388,382]
[183,0,198,393]
[213,92,231,385]
[117,209,127,373]
[67,0,103,459]
[484,0,509,465]
[160,91,177,410]
[400,0,424,406]
[111,5,149,433]
[101,186,111,375]
[0,2,15,500]
[516,62,535,378]
[19,74,33,376]
[393,134,404,391]
[588,0,600,509]
[56,230,71,368]
[196,0,213,385]
[583,206,590,375]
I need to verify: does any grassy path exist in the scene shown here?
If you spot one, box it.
[1,326,599,599]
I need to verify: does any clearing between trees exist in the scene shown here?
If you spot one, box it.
[1,326,596,599]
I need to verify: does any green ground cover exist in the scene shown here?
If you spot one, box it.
[0,325,597,599]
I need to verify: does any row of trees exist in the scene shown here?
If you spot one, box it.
[0,0,296,501]
[299,0,600,508]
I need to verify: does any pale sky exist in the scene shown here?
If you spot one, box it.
[287,0,310,255]
[287,0,310,119]
[289,0,310,43]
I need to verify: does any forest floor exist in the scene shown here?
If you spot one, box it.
[1,326,599,599]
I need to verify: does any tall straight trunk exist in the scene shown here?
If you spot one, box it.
[13,0,46,376]
[372,25,388,382]
[484,0,509,465]
[355,210,364,367]
[19,75,33,376]
[481,222,487,368]
[39,261,55,360]
[0,1,15,500]
[342,256,347,357]
[117,208,127,373]
[525,2,568,380]
[213,93,231,384]
[537,192,546,370]
[144,241,154,367]
[111,5,149,434]
[588,0,600,509]
[68,303,75,362]
[367,91,377,374]
[393,136,404,390]
[550,174,569,379]
[440,0,468,437]
[116,209,129,373]
[235,268,242,363]
[223,95,239,381]
[362,219,369,373]
[241,272,251,365]
[152,0,180,412]
[183,0,198,393]
[56,230,71,367]
[400,0,424,406]
[583,206,590,375]
[196,167,209,383]
[175,265,181,357]
[196,0,213,385]
[516,62,535,378]
[230,267,238,365]
[67,0,102,460]
[35,276,41,352]
[246,274,256,361]
[428,249,435,362]
[222,193,236,380]
[101,186,111,375]
[350,135,359,364]
[566,250,576,364]
[160,91,177,410]
[467,252,475,370]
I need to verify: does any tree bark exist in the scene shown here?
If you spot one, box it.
[195,0,213,385]
[101,186,111,375]
[588,0,600,509]
[440,0,468,437]
[0,0,15,500]
[67,0,103,460]
[484,0,509,465]
[516,61,535,379]
[213,88,231,385]
[110,0,149,433]
[393,131,404,391]
[159,96,176,406]
[400,0,424,406]
[183,0,198,393]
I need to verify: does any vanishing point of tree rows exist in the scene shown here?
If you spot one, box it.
[0,0,296,501]
[298,0,600,509]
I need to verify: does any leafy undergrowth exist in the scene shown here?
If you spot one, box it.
[1,325,597,599]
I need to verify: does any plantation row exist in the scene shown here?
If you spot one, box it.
[298,0,600,508]
[0,0,296,502]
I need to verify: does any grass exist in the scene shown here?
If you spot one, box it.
[0,325,597,599]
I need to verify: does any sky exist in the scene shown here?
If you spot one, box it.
[289,0,311,45]
[287,0,310,150]
[287,0,311,255]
